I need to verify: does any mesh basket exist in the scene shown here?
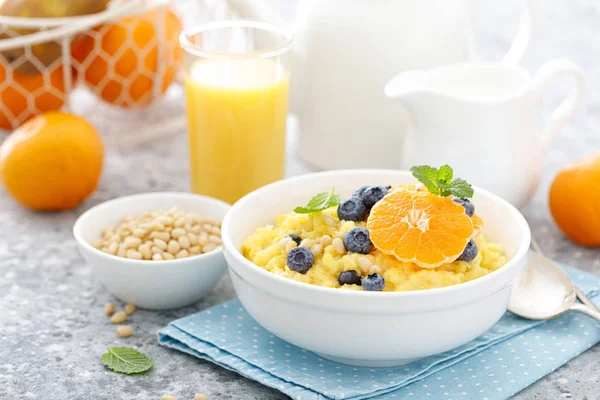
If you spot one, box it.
[0,0,227,144]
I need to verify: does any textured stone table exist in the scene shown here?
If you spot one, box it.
[1,0,600,398]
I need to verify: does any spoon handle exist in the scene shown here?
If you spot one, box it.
[531,237,600,312]
[569,302,600,322]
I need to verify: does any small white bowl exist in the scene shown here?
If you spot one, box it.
[222,170,531,367]
[73,192,230,310]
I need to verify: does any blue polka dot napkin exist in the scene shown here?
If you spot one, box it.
[158,266,600,400]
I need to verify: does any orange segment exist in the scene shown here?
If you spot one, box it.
[367,189,474,268]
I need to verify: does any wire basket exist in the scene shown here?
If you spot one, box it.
[0,0,225,145]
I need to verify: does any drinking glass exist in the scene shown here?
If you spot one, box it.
[180,20,292,204]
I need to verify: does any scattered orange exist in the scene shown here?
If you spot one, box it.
[367,189,474,268]
[549,153,600,246]
[73,7,182,108]
[0,112,103,210]
[0,60,68,130]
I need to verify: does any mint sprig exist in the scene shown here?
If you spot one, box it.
[410,165,474,198]
[294,189,340,214]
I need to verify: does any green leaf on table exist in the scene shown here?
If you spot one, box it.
[101,347,154,375]
[294,189,341,214]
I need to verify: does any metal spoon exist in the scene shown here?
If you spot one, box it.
[508,250,600,321]
[530,237,599,311]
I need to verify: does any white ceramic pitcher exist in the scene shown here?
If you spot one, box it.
[385,60,585,207]
[226,0,533,170]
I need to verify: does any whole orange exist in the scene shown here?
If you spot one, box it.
[73,7,182,108]
[549,152,600,246]
[0,60,68,130]
[0,112,104,211]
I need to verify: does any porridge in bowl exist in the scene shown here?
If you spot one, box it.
[242,166,507,292]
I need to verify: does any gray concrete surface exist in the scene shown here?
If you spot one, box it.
[1,0,600,398]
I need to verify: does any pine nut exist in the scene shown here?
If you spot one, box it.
[156,216,174,226]
[162,252,174,260]
[358,257,372,273]
[165,226,172,232]
[151,246,163,254]
[102,228,114,240]
[191,225,203,235]
[187,212,202,224]
[333,231,344,239]
[190,246,201,255]
[104,302,115,316]
[119,229,131,237]
[152,253,164,261]
[320,235,333,247]
[198,232,209,246]
[153,238,168,251]
[132,228,146,238]
[92,239,103,249]
[162,396,179,400]
[187,233,198,245]
[333,238,346,254]
[202,223,214,232]
[125,304,136,315]
[171,228,186,239]
[300,239,313,248]
[110,311,127,324]
[310,244,323,256]
[178,235,191,249]
[126,249,143,260]
[284,240,297,252]
[107,242,118,255]
[203,243,217,253]
[208,235,222,244]
[167,240,181,255]
[150,231,170,241]
[139,244,152,259]
[174,217,186,227]
[124,237,142,249]
[109,235,121,243]
[176,249,189,259]
[369,265,382,275]
[117,246,127,258]
[325,216,337,226]
[117,325,133,338]
[277,237,291,249]
[152,221,165,231]
[210,226,221,235]
[195,395,208,400]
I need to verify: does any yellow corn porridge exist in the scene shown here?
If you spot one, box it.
[242,207,506,292]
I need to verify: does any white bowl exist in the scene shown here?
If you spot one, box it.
[221,170,530,367]
[73,192,230,310]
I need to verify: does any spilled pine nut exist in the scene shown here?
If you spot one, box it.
[110,311,127,324]
[125,304,136,315]
[104,302,115,316]
[117,325,133,338]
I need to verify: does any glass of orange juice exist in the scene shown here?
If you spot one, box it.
[180,20,292,204]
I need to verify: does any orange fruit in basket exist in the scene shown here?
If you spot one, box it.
[73,7,182,108]
[0,112,103,211]
[367,189,474,268]
[0,60,68,130]
[549,153,600,246]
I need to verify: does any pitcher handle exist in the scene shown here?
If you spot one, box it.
[532,60,585,152]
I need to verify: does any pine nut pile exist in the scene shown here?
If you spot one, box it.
[92,207,222,260]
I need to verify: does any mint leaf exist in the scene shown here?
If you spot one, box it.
[437,165,453,184]
[294,189,341,214]
[102,347,154,375]
[411,164,474,198]
[410,165,440,194]
[446,178,474,198]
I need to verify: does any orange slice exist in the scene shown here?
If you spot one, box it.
[367,189,474,269]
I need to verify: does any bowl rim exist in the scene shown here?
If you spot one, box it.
[221,169,531,298]
[73,192,231,266]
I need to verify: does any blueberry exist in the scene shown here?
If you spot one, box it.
[338,270,362,286]
[362,273,385,291]
[454,198,475,217]
[287,234,302,246]
[344,227,372,254]
[457,239,478,262]
[352,185,370,198]
[362,186,389,208]
[286,247,314,274]
[337,196,367,221]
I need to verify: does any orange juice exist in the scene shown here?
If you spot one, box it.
[184,58,289,204]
